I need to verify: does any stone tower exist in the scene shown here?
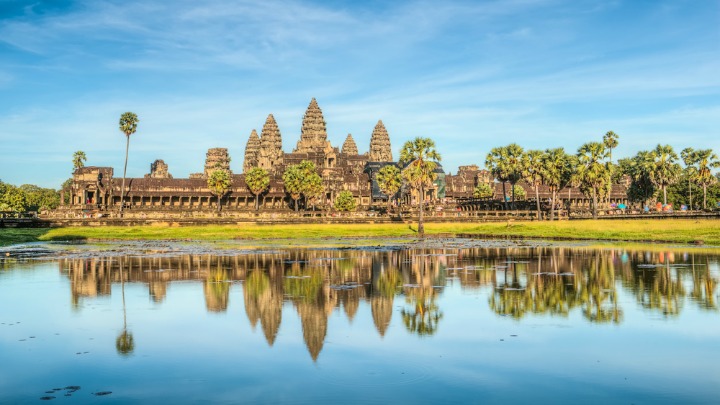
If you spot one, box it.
[243,129,260,173]
[259,114,283,172]
[146,159,172,179]
[204,148,231,178]
[294,98,328,154]
[368,120,392,162]
[341,134,358,155]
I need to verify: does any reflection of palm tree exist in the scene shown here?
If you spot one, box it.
[116,258,134,356]
[401,289,442,336]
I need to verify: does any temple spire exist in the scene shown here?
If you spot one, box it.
[341,134,358,155]
[243,129,260,173]
[259,114,283,172]
[295,98,328,153]
[369,120,392,162]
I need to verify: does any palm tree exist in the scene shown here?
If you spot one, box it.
[575,142,611,219]
[603,131,619,163]
[522,149,545,219]
[400,137,441,238]
[648,144,681,206]
[694,149,720,209]
[681,147,697,210]
[619,151,656,209]
[207,166,232,212]
[244,167,270,210]
[504,144,525,209]
[376,165,402,215]
[473,183,494,199]
[540,148,573,221]
[118,112,139,212]
[72,151,87,171]
[283,164,304,212]
[485,146,510,209]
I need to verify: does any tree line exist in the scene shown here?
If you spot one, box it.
[482,132,720,219]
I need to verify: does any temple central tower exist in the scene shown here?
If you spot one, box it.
[294,98,329,154]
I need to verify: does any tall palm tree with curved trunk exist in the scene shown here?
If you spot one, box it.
[245,167,270,211]
[649,144,681,206]
[400,137,441,238]
[575,142,611,219]
[694,149,720,209]
[504,144,525,209]
[485,146,510,209]
[118,112,139,213]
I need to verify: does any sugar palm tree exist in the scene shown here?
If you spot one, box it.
[575,142,611,219]
[118,112,139,212]
[207,166,232,212]
[522,149,545,219]
[244,167,270,210]
[504,144,525,209]
[486,146,510,209]
[376,165,402,215]
[648,144,681,206]
[540,148,573,221]
[694,149,720,209]
[72,151,87,171]
[603,131,619,163]
[400,137,441,238]
[283,164,303,212]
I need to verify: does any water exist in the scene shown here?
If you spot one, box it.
[1,240,719,404]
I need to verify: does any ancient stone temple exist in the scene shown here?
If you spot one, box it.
[368,120,393,162]
[243,130,260,173]
[59,97,630,217]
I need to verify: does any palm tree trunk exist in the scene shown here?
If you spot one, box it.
[217,195,222,212]
[550,190,556,221]
[688,179,693,210]
[703,185,707,209]
[663,186,667,205]
[592,189,598,219]
[255,194,259,211]
[294,197,299,212]
[418,185,425,238]
[511,182,516,210]
[534,185,540,220]
[501,182,507,210]
[120,135,130,212]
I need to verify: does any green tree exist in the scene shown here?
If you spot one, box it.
[207,167,232,212]
[283,164,304,212]
[118,112,139,212]
[485,146,511,209]
[244,167,270,211]
[649,144,681,205]
[376,165,402,214]
[511,184,526,200]
[303,172,324,211]
[522,149,544,219]
[334,190,356,211]
[681,148,698,210]
[602,131,619,162]
[694,149,720,209]
[473,183,494,199]
[19,184,60,211]
[540,148,574,221]
[400,137,441,238]
[72,151,87,171]
[0,182,28,212]
[575,142,611,219]
[619,151,656,208]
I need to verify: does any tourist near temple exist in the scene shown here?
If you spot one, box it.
[58,98,629,217]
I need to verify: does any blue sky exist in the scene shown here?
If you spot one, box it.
[1,0,718,188]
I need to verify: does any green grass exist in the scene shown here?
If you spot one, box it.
[1,219,720,247]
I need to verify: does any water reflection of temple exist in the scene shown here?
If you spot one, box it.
[59,246,718,359]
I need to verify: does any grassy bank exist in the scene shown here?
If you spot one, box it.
[1,219,719,246]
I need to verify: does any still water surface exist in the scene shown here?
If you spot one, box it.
[1,240,719,404]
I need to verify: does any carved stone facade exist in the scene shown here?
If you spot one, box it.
[294,98,329,154]
[258,114,283,174]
